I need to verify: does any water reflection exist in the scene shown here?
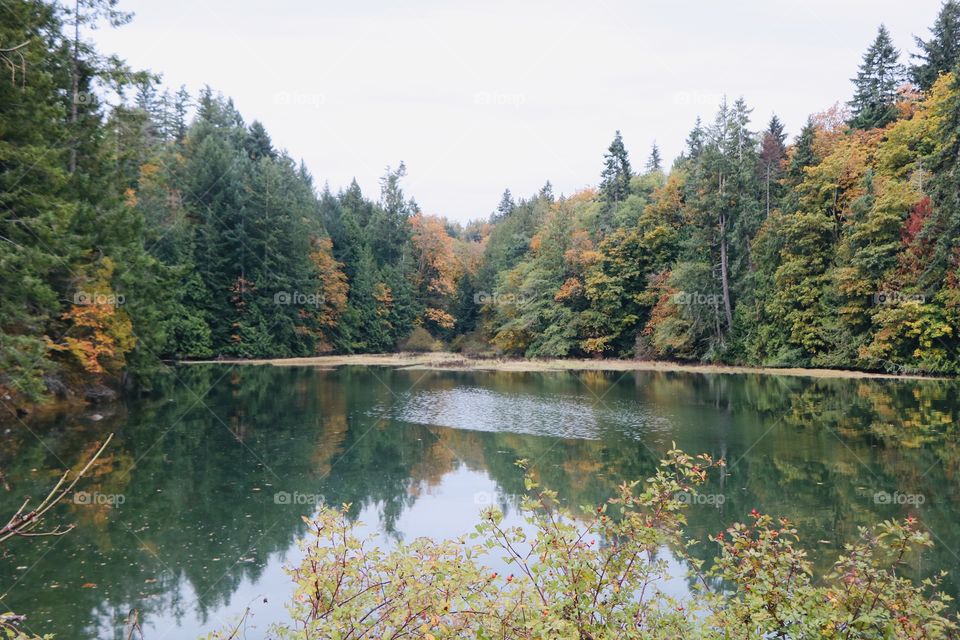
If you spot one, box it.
[384,385,672,439]
[0,365,957,638]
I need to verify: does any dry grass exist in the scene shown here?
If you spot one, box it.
[181,353,945,381]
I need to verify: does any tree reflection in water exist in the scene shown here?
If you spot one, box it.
[0,365,956,638]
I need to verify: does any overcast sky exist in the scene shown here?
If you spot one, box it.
[92,0,942,222]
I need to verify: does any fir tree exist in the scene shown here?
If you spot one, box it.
[786,118,817,188]
[172,85,190,142]
[646,142,663,173]
[849,24,904,129]
[759,115,787,216]
[245,121,275,161]
[599,130,632,205]
[538,181,554,202]
[492,189,515,222]
[685,118,705,159]
[912,0,960,90]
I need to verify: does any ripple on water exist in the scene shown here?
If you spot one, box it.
[375,387,672,440]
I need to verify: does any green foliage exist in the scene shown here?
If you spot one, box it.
[268,449,956,639]
[912,0,960,90]
[849,25,904,130]
[400,326,443,352]
[9,0,960,405]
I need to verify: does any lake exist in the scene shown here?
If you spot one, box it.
[1,364,958,639]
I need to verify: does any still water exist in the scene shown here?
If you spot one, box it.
[1,364,958,638]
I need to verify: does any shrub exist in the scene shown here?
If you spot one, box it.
[400,326,444,353]
[267,449,957,639]
[450,330,496,357]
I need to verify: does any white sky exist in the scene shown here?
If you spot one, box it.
[91,0,942,222]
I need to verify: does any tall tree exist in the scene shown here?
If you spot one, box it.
[68,0,132,172]
[786,118,817,188]
[599,130,632,207]
[759,115,787,216]
[912,0,960,90]
[492,188,515,222]
[685,118,705,159]
[646,142,663,173]
[849,24,904,129]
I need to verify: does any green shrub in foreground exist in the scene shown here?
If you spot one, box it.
[211,449,956,639]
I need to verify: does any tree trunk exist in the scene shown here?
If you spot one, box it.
[70,0,78,173]
[718,173,734,331]
[719,212,733,330]
[765,163,771,217]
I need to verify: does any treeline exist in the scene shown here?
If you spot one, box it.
[4,1,960,407]
[0,0,476,404]
[469,11,960,375]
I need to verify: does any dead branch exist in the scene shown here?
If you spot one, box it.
[0,39,29,86]
[0,433,114,545]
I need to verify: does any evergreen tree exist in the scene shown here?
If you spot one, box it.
[492,188,515,222]
[538,181,554,202]
[0,0,80,398]
[244,120,275,161]
[912,0,960,90]
[367,163,413,266]
[172,85,190,142]
[759,115,787,216]
[786,118,817,188]
[849,25,904,129]
[348,246,391,352]
[599,130,632,206]
[646,142,663,173]
[685,118,705,159]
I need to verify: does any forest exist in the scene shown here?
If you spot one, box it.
[4,0,960,409]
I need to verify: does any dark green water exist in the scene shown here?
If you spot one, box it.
[1,365,958,638]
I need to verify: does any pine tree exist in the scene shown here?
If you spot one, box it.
[849,25,904,129]
[0,0,79,398]
[348,246,391,352]
[685,118,705,159]
[66,0,132,173]
[244,121,275,161]
[666,97,761,354]
[646,142,663,173]
[759,115,787,216]
[367,163,413,265]
[912,1,960,90]
[786,118,817,187]
[172,85,190,143]
[491,189,515,222]
[538,181,554,202]
[724,98,762,324]
[599,130,632,205]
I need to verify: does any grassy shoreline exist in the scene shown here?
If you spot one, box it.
[180,352,948,381]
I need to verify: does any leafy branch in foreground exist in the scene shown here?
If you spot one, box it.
[266,447,957,639]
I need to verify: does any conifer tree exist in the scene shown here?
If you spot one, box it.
[759,115,787,216]
[685,118,705,159]
[599,130,632,205]
[538,181,554,202]
[172,85,190,142]
[492,189,515,221]
[646,142,663,173]
[849,25,904,129]
[786,118,817,187]
[912,0,960,90]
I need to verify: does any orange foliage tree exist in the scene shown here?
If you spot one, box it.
[410,213,460,332]
[308,236,349,353]
[48,258,136,376]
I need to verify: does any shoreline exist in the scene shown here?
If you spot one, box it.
[180,352,949,381]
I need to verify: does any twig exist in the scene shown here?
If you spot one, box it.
[0,434,114,545]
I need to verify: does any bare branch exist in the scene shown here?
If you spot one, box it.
[0,433,114,545]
